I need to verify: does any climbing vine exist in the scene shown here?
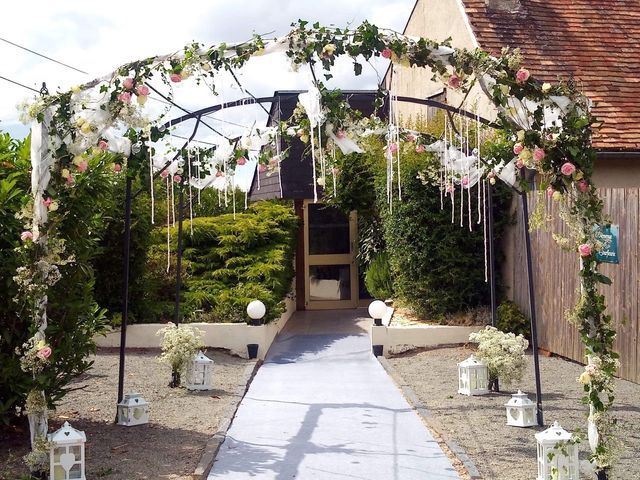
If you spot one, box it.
[18,19,615,476]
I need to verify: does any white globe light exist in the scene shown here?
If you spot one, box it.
[368,300,387,320]
[246,300,266,320]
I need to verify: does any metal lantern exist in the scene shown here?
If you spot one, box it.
[505,390,537,427]
[48,421,86,480]
[186,350,214,391]
[368,300,387,326]
[117,393,149,426]
[535,421,579,480]
[457,355,489,396]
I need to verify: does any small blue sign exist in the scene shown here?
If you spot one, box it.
[595,224,619,264]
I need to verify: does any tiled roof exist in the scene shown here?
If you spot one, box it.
[462,0,640,151]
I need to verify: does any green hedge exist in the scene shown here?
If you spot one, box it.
[138,200,298,324]
[329,135,511,319]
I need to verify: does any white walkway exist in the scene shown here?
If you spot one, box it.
[208,310,460,480]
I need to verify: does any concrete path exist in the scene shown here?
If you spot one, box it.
[208,310,460,480]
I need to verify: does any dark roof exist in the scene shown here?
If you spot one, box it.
[462,0,640,151]
[249,90,383,201]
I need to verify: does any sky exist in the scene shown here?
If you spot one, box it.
[0,0,417,139]
[0,0,419,190]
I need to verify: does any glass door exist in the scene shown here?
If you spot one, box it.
[304,201,358,309]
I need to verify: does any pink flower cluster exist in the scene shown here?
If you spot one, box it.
[578,243,592,257]
[447,74,461,89]
[388,143,398,154]
[36,346,52,360]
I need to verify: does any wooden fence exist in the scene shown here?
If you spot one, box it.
[505,187,639,384]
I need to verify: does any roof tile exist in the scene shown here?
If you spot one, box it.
[462,0,640,150]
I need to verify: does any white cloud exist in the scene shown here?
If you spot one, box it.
[0,0,415,138]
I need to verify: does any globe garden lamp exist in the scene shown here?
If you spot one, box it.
[368,300,387,326]
[246,300,266,325]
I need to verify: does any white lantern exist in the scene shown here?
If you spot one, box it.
[117,393,149,426]
[505,390,537,427]
[457,355,489,396]
[368,300,387,326]
[535,421,579,480]
[48,421,86,480]
[186,350,214,391]
[246,300,266,321]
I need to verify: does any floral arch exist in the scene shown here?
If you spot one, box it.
[17,20,616,476]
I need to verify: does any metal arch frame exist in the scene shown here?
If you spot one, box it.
[117,92,544,427]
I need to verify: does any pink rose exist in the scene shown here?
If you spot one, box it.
[98,140,109,151]
[36,346,52,360]
[561,162,576,176]
[117,92,131,104]
[388,143,398,153]
[513,142,524,155]
[381,48,393,59]
[516,68,530,84]
[578,180,589,193]
[66,175,75,185]
[461,176,469,186]
[216,170,224,177]
[446,184,454,194]
[236,156,247,166]
[113,163,122,173]
[415,144,426,153]
[173,175,182,183]
[448,74,461,89]
[406,134,416,142]
[160,169,169,178]
[170,73,182,83]
[515,158,524,169]
[578,243,592,257]
[136,85,150,96]
[336,131,346,139]
[123,77,134,90]
[20,231,33,242]
[269,157,279,166]
[533,148,545,162]
[77,160,88,173]
[546,186,555,198]
[487,171,496,179]
[43,197,53,208]
[257,164,267,173]
[332,167,339,175]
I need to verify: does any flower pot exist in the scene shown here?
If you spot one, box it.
[247,318,263,326]
[372,345,383,357]
[247,343,259,359]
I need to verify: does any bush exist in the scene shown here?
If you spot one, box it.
[365,252,394,300]
[469,326,529,386]
[496,300,531,339]
[139,200,298,324]
[0,132,110,422]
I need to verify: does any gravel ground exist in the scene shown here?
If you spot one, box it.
[388,346,640,480]
[0,349,251,480]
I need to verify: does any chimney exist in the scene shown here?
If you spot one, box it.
[485,0,521,12]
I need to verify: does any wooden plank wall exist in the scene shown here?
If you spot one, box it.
[506,187,640,384]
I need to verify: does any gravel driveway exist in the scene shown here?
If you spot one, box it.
[387,346,640,480]
[0,349,251,480]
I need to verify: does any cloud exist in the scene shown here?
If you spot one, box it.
[0,0,415,140]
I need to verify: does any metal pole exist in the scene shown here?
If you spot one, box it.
[486,181,497,327]
[521,190,544,427]
[116,176,133,421]
[174,178,184,326]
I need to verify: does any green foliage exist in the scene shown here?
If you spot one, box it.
[365,252,394,300]
[0,132,109,423]
[496,300,531,339]
[139,200,298,324]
